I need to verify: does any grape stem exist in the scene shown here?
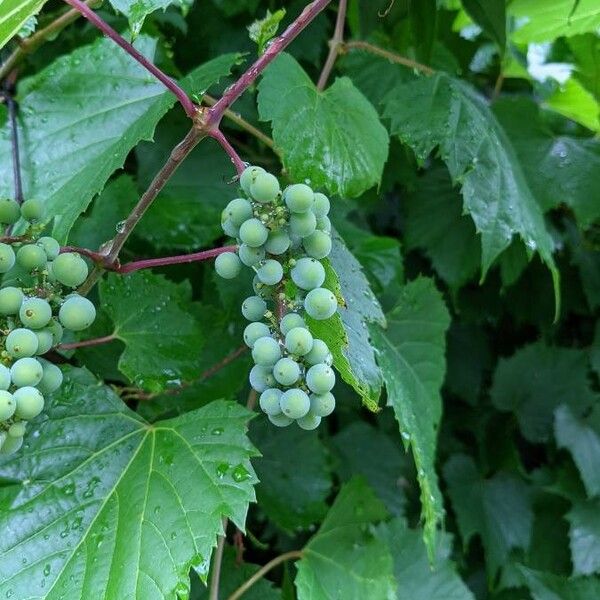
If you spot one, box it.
[58,334,116,350]
[317,0,347,91]
[208,129,246,175]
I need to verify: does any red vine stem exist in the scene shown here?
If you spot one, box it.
[317,0,347,90]
[58,334,116,350]
[63,0,196,117]
[208,129,245,175]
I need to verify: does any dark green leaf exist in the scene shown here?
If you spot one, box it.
[409,0,438,63]
[462,0,506,51]
[518,566,600,599]
[566,498,600,575]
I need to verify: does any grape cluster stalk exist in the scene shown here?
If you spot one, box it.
[215,166,338,429]
[0,198,97,453]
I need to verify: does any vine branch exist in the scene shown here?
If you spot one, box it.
[342,40,434,75]
[2,80,24,204]
[209,129,245,175]
[317,0,347,91]
[58,334,116,350]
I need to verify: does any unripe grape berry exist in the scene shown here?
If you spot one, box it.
[36,236,61,260]
[289,232,302,250]
[58,295,96,331]
[268,413,293,427]
[37,360,63,394]
[249,364,275,393]
[310,392,335,417]
[312,192,330,217]
[11,357,43,387]
[257,259,283,286]
[0,243,15,273]
[225,198,253,226]
[280,313,306,336]
[252,336,281,366]
[250,172,280,203]
[239,218,268,247]
[239,243,265,267]
[305,339,333,366]
[51,252,88,287]
[243,322,271,347]
[0,390,16,420]
[265,230,291,255]
[215,252,241,279]
[291,257,325,291]
[0,435,23,455]
[13,386,44,419]
[8,421,26,438]
[6,328,39,358]
[0,198,20,224]
[304,287,337,320]
[16,244,46,272]
[303,230,332,260]
[0,364,11,391]
[259,388,283,416]
[221,218,239,238]
[240,165,265,195]
[297,412,322,430]
[241,296,267,322]
[252,275,274,299]
[306,363,336,394]
[273,357,301,386]
[316,216,331,233]
[34,330,54,355]
[46,319,64,345]
[0,286,24,315]
[19,297,52,329]
[20,198,44,222]
[290,211,317,238]
[280,388,310,419]
[284,184,314,213]
[284,327,314,356]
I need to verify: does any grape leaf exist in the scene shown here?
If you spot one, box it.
[545,77,600,133]
[258,53,389,198]
[566,499,600,576]
[462,0,506,51]
[0,368,257,598]
[295,477,396,600]
[0,0,45,50]
[370,277,451,558]
[100,271,204,392]
[592,324,600,379]
[109,0,193,36]
[568,34,600,101]
[518,566,600,600]
[248,8,286,55]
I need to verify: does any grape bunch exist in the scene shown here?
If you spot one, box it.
[0,198,97,454]
[215,166,337,430]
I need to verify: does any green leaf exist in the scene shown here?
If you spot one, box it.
[491,343,597,443]
[306,231,385,411]
[592,323,600,379]
[462,0,506,51]
[109,0,193,36]
[444,454,533,577]
[370,277,451,558]
[248,9,286,55]
[383,73,558,293]
[409,0,438,63]
[510,0,600,43]
[566,498,600,575]
[518,567,600,600]
[0,368,257,597]
[295,477,396,600]
[250,419,333,532]
[568,34,600,101]
[0,0,46,50]
[378,518,475,600]
[100,271,204,392]
[258,53,389,198]
[545,77,600,132]
[555,404,600,498]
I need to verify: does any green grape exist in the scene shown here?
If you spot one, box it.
[8,421,26,438]
[304,339,332,366]
[13,386,44,419]
[280,388,310,419]
[316,215,331,233]
[265,230,290,255]
[273,357,301,386]
[284,326,314,356]
[20,198,44,221]
[280,312,305,335]
[0,198,20,224]
[215,252,241,279]
[259,388,282,415]
[58,295,96,331]
[284,184,314,213]
[6,328,39,358]
[0,364,11,391]
[268,413,293,427]
[310,392,335,417]
[51,252,88,287]
[19,297,52,329]
[239,243,265,267]
[290,211,317,238]
[241,295,267,321]
[243,322,271,347]
[304,287,337,320]
[221,218,239,238]
[46,318,64,345]
[0,286,24,315]
[306,363,335,394]
[289,232,302,250]
[11,357,43,387]
[35,330,54,355]
[291,257,325,291]
[225,198,253,226]
[303,230,332,260]
[257,259,283,286]
[17,244,47,271]
[37,360,63,394]
[249,364,274,393]
[0,434,23,455]
[0,390,16,420]
[0,243,15,273]
[250,172,280,203]
[239,218,269,247]
[37,236,61,260]
[240,165,265,195]
[252,336,281,366]
[297,412,322,430]
[312,192,330,218]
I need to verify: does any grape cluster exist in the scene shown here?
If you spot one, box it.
[0,198,97,454]
[215,166,337,430]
